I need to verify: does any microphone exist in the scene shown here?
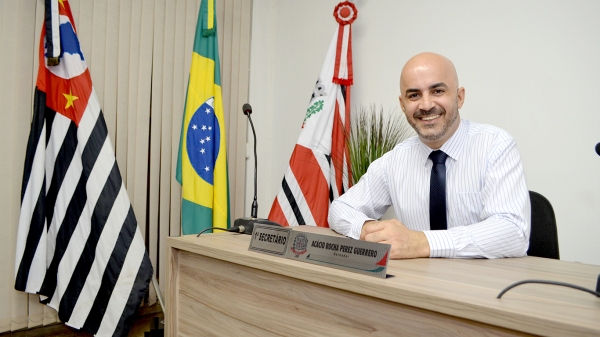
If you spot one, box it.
[231,103,282,234]
[244,103,258,218]
[596,143,600,156]
[243,103,252,116]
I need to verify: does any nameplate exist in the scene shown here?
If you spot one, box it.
[248,224,292,256]
[284,230,390,278]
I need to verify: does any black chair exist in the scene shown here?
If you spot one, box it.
[527,191,560,259]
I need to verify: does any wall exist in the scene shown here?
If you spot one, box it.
[248,0,600,265]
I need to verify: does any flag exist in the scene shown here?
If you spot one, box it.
[14,1,153,336]
[176,0,230,235]
[268,1,357,227]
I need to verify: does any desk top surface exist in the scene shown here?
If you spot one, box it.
[167,227,600,336]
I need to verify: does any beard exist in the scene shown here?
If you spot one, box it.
[409,105,459,142]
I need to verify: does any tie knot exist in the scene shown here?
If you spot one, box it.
[429,150,448,165]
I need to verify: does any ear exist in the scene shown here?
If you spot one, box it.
[456,87,465,109]
[399,95,406,112]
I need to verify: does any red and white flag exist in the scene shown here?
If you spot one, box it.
[268,2,357,227]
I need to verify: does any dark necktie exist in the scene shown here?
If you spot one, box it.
[429,150,449,230]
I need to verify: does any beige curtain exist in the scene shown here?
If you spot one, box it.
[0,0,251,332]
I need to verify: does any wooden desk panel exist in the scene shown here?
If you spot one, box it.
[166,232,600,337]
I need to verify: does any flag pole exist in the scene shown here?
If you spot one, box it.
[152,274,166,317]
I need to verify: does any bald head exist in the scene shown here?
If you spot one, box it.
[400,52,459,93]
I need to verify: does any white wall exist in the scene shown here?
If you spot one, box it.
[248,0,600,265]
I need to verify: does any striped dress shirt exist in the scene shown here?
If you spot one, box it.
[328,119,531,258]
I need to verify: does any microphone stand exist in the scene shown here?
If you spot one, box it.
[230,103,281,234]
[249,111,258,219]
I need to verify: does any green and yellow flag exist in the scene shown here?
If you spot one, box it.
[176,0,229,235]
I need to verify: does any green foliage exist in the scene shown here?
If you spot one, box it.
[348,105,412,184]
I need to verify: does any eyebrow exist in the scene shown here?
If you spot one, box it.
[429,82,448,90]
[404,82,449,95]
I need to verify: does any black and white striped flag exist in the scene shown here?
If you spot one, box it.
[14,1,153,336]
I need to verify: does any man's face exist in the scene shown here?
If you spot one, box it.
[399,56,465,149]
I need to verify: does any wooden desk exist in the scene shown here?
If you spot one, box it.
[166,228,600,337]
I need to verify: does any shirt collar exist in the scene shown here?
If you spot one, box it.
[418,119,469,165]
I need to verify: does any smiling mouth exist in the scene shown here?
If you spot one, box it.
[419,114,441,121]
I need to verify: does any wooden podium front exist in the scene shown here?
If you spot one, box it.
[166,228,600,337]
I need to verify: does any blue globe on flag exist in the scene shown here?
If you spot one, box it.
[186,97,220,185]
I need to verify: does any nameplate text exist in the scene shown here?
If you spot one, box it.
[248,224,292,256]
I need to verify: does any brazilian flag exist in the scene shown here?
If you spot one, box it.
[176,0,229,235]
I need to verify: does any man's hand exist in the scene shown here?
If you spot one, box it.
[360,220,430,259]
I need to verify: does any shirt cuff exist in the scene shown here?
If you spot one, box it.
[345,216,375,239]
[423,230,456,258]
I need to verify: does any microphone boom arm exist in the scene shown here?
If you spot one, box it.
[247,113,258,218]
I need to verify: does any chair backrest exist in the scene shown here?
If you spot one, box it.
[527,191,560,259]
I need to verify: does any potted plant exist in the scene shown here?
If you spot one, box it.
[348,104,412,184]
